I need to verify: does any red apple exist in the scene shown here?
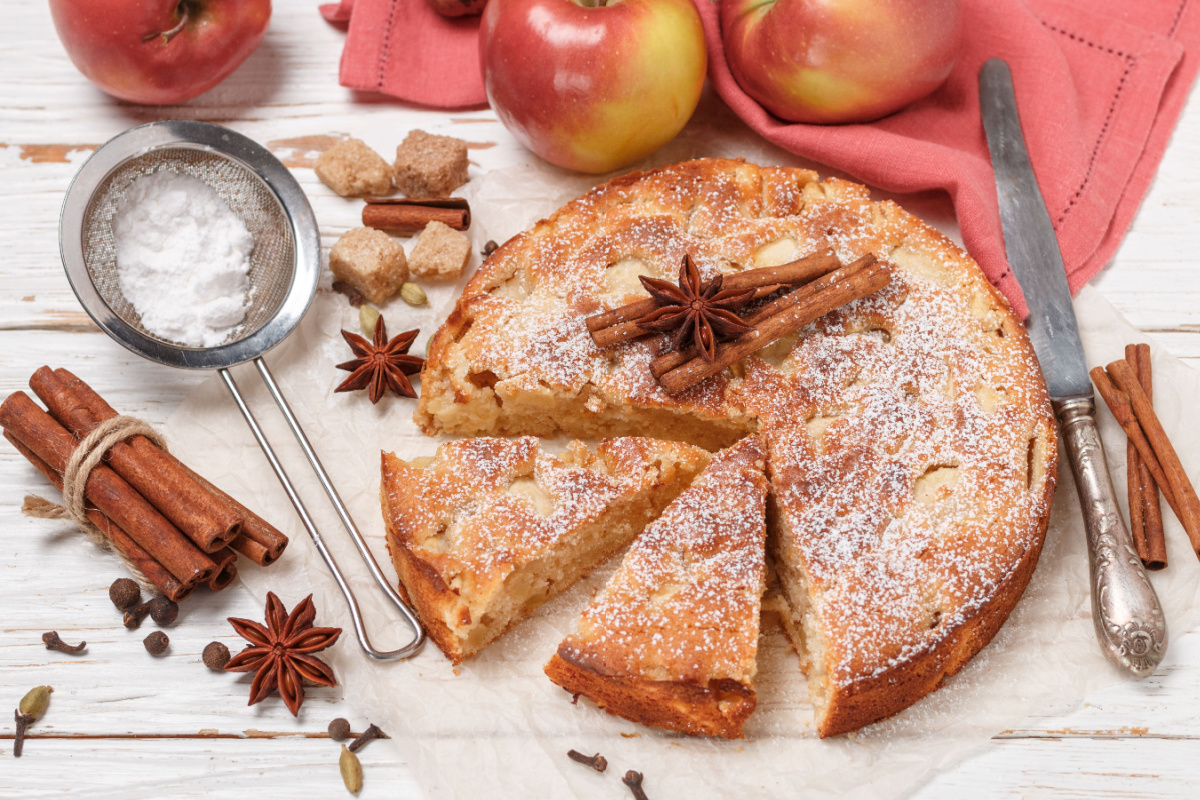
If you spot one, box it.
[721,0,961,124]
[49,0,271,105]
[480,0,707,174]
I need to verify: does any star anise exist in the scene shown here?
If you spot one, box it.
[635,255,756,362]
[225,592,342,717]
[335,316,424,403]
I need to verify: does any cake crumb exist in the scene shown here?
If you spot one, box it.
[315,138,394,197]
[329,227,408,304]
[409,221,472,280]
[394,130,469,197]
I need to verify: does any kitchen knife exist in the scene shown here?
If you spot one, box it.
[979,58,1166,677]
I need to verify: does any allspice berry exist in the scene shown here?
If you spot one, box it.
[143,631,169,656]
[109,578,141,611]
[148,595,179,626]
[328,717,351,741]
[203,641,231,671]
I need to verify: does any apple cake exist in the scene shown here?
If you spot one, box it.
[544,436,769,738]
[415,158,1057,735]
[380,436,710,664]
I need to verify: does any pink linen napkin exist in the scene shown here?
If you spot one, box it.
[322,0,1200,311]
[320,0,487,109]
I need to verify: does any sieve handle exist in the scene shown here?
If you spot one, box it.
[220,362,425,661]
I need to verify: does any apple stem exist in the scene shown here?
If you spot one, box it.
[141,2,192,45]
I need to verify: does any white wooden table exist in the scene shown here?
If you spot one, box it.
[3,2,1200,797]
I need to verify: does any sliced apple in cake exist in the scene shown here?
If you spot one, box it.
[544,436,769,738]
[381,436,710,664]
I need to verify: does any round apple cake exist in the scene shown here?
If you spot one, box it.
[415,158,1057,737]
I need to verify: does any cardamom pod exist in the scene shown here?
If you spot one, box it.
[359,305,381,337]
[400,282,427,307]
[18,685,52,720]
[339,744,363,794]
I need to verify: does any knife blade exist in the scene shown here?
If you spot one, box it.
[979,58,1167,677]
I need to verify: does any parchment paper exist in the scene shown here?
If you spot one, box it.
[165,161,1200,800]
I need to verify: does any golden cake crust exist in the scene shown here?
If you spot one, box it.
[381,436,710,664]
[416,158,1057,734]
[546,437,769,739]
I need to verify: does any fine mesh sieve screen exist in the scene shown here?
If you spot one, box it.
[81,146,296,349]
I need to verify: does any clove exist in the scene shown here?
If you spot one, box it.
[124,595,176,629]
[623,770,650,800]
[347,722,387,753]
[567,749,607,772]
[42,631,86,654]
[482,240,499,257]
[332,280,366,307]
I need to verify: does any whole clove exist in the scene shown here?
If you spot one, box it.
[567,749,607,772]
[482,240,498,257]
[124,598,154,629]
[109,578,141,610]
[202,641,231,671]
[347,722,387,753]
[623,770,650,800]
[14,685,52,757]
[339,744,363,794]
[148,595,179,626]
[332,280,366,307]
[42,631,86,654]
[329,717,352,741]
[143,631,169,655]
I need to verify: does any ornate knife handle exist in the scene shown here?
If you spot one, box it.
[1056,398,1167,676]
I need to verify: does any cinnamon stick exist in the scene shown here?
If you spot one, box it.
[5,431,193,602]
[206,546,239,591]
[1128,344,1167,570]
[0,393,215,587]
[1089,368,1179,512]
[55,369,288,567]
[1107,359,1200,559]
[30,367,241,553]
[362,198,470,234]
[586,251,842,349]
[659,256,891,396]
[650,253,876,379]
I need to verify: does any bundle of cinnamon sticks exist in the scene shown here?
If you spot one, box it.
[1091,345,1200,569]
[586,251,892,395]
[1,368,288,601]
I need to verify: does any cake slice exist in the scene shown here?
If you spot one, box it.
[544,436,770,738]
[380,437,710,664]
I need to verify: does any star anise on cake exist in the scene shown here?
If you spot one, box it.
[335,316,424,403]
[635,255,756,362]
[225,592,342,716]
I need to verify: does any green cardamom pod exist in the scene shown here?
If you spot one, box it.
[339,744,363,794]
[400,282,427,307]
[359,305,381,337]
[18,686,52,719]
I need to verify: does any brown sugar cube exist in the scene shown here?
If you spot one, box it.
[393,130,469,197]
[329,228,409,304]
[315,138,395,197]
[408,221,472,281]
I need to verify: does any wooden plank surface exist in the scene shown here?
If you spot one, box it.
[3,1,1200,797]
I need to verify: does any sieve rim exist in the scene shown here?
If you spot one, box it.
[59,120,320,370]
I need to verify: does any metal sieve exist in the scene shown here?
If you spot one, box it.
[60,120,424,660]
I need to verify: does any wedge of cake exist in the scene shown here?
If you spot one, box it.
[545,436,769,738]
[381,436,710,664]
